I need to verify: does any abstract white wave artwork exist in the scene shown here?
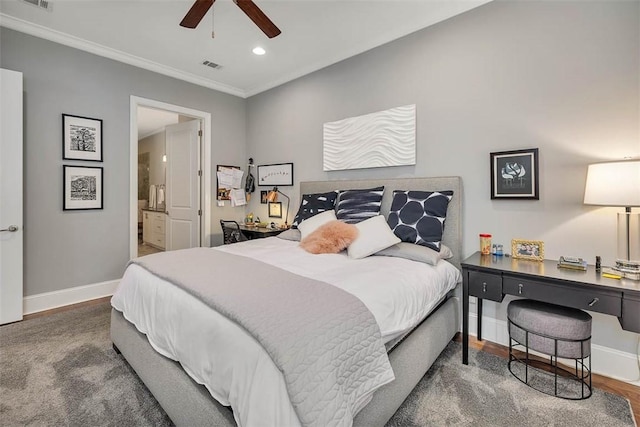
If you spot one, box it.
[323,104,416,171]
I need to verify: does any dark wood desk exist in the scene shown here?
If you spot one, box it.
[461,252,640,364]
[238,225,286,240]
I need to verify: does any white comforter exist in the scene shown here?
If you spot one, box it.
[111,238,461,427]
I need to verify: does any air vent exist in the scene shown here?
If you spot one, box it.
[20,0,52,11]
[202,60,222,70]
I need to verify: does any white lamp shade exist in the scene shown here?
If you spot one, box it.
[583,160,640,207]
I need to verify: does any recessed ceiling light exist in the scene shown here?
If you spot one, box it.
[252,47,266,56]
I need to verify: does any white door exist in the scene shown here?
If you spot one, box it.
[0,69,24,324]
[165,120,201,251]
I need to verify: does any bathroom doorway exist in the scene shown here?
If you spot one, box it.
[129,96,212,259]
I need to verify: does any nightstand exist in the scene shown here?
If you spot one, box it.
[460,251,640,365]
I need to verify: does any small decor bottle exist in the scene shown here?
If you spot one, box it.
[479,234,492,255]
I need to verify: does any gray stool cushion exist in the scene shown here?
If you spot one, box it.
[508,299,591,359]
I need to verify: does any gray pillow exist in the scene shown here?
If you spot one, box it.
[277,228,301,241]
[373,242,453,266]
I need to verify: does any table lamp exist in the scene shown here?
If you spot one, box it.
[267,187,290,227]
[584,160,640,261]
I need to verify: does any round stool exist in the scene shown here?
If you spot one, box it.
[507,299,592,399]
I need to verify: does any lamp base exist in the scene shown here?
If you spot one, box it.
[617,212,640,261]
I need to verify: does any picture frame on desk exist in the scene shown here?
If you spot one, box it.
[511,239,544,261]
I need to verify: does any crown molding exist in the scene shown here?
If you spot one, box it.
[0,13,247,98]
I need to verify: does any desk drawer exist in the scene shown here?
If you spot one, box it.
[503,276,622,316]
[468,271,504,302]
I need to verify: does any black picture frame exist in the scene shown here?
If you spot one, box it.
[490,148,539,199]
[63,165,103,210]
[260,190,268,204]
[268,202,282,218]
[257,162,294,187]
[62,114,103,162]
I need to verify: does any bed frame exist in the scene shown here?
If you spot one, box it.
[111,176,463,427]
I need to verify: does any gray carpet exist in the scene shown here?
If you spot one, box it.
[0,301,635,427]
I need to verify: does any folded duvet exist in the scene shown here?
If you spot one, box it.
[129,248,394,427]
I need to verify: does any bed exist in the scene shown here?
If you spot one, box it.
[110,176,463,427]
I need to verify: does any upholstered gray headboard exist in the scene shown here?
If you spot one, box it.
[300,176,463,269]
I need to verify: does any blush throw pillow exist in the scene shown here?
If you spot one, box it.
[347,215,401,259]
[387,190,453,252]
[291,191,339,228]
[299,220,359,254]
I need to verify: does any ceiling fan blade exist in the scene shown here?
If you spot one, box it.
[180,0,215,29]
[234,0,281,38]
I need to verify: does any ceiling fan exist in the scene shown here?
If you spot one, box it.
[180,0,281,39]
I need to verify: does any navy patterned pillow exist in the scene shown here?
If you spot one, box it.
[291,191,338,228]
[387,190,454,252]
[336,186,384,224]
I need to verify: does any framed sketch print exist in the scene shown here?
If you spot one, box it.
[62,114,103,162]
[63,166,103,210]
[490,148,539,199]
[268,201,282,218]
[257,163,294,187]
[511,239,544,261]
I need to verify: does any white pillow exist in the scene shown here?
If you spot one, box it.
[297,210,337,240]
[347,215,401,259]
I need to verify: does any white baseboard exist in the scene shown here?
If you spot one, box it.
[469,313,640,386]
[23,279,120,315]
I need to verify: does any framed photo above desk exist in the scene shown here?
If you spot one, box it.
[257,163,293,186]
[490,148,539,199]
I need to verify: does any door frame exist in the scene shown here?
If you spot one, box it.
[129,96,212,259]
[0,68,24,324]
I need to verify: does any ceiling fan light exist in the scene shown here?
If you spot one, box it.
[252,46,266,56]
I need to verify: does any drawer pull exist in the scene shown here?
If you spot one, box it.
[482,282,487,292]
[518,283,523,294]
[588,298,599,307]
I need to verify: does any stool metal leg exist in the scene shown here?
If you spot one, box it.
[525,330,529,384]
[551,340,558,396]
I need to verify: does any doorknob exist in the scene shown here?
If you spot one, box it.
[0,225,18,232]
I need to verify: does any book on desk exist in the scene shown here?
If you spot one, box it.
[557,256,587,271]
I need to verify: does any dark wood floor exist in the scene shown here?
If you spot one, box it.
[24,299,639,424]
[454,334,640,424]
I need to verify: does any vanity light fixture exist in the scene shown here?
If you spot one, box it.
[252,46,266,55]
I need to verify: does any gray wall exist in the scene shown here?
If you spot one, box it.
[246,1,639,355]
[0,28,247,296]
